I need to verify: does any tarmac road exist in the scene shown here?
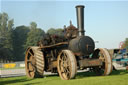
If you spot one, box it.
[0,68,58,78]
[0,69,26,77]
[0,68,88,78]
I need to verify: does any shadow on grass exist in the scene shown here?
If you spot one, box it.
[0,77,33,85]
[24,82,42,85]
[76,70,128,79]
[45,74,59,77]
[34,70,128,80]
[110,70,128,76]
[76,71,97,79]
[40,70,128,79]
[0,74,59,85]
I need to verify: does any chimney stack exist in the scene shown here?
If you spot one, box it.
[76,5,85,36]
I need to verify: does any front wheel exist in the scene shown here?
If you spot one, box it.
[57,50,77,80]
[92,48,112,76]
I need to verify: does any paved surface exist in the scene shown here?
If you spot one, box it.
[0,68,58,78]
[0,69,26,77]
[0,68,88,78]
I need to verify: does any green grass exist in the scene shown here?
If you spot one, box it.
[0,70,128,85]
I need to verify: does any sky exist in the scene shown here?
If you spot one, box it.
[0,0,128,49]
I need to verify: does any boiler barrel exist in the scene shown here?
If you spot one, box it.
[69,36,95,56]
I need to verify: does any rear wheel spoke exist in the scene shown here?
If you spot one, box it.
[28,51,34,57]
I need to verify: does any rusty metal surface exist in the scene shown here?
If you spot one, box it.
[51,61,57,68]
[39,42,68,49]
[64,21,78,39]
[79,59,102,68]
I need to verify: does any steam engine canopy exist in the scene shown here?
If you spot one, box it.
[69,36,95,56]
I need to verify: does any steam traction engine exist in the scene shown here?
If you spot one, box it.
[25,5,112,80]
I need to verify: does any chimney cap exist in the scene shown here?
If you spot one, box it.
[76,5,85,8]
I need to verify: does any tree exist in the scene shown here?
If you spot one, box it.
[122,38,128,52]
[25,22,45,49]
[47,28,56,35]
[30,22,37,29]
[56,28,64,36]
[47,28,64,36]
[13,25,30,61]
[0,12,14,62]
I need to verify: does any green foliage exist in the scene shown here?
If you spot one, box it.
[13,25,30,61]
[8,19,14,30]
[47,28,56,35]
[13,24,45,61]
[121,38,128,51]
[30,22,37,29]
[47,28,64,36]
[0,13,46,62]
[25,22,45,48]
[0,12,14,62]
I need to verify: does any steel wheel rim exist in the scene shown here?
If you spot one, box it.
[57,50,77,80]
[25,48,36,78]
[58,52,71,80]
[93,48,112,76]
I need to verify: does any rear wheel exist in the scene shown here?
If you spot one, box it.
[25,46,45,78]
[92,48,112,76]
[57,50,77,80]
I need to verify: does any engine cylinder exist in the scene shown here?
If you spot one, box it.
[69,36,95,56]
